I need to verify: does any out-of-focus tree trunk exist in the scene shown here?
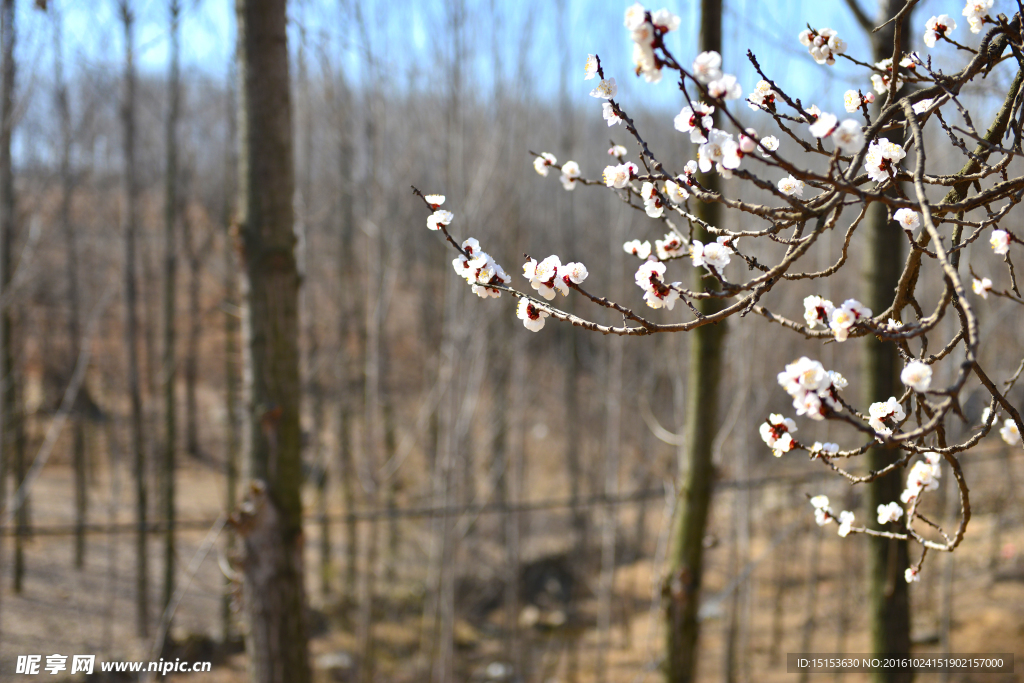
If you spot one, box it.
[664,2,725,680]
[861,3,912,680]
[160,0,181,620]
[234,1,309,681]
[221,63,240,643]
[52,0,88,571]
[117,0,149,638]
[0,0,24,596]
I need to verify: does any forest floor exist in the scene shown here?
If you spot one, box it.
[1,454,1022,683]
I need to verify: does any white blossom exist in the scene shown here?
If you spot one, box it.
[664,178,689,203]
[516,297,549,332]
[843,89,873,113]
[972,277,993,299]
[533,152,557,177]
[559,160,580,191]
[990,229,1011,255]
[962,0,993,34]
[869,396,906,435]
[689,236,732,270]
[558,261,589,286]
[698,129,732,173]
[808,112,838,138]
[624,239,652,260]
[692,50,723,83]
[747,80,777,111]
[602,102,623,127]
[803,295,835,329]
[655,232,687,260]
[760,413,797,454]
[651,8,681,32]
[427,209,454,231]
[424,194,445,208]
[674,102,714,144]
[1001,418,1022,446]
[877,502,904,525]
[759,135,779,157]
[924,14,957,47]
[641,181,665,218]
[864,139,906,183]
[608,144,628,157]
[603,162,637,188]
[778,175,805,197]
[707,73,742,100]
[912,98,935,115]
[901,360,932,392]
[837,511,855,537]
[810,442,839,457]
[635,260,680,310]
[894,208,920,231]
[624,3,647,31]
[832,119,864,152]
[905,567,920,583]
[584,54,599,80]
[590,78,617,99]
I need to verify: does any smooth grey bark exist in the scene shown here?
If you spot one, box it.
[234,0,310,681]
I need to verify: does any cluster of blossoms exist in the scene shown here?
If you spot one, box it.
[807,111,865,152]
[972,276,993,298]
[689,236,733,270]
[864,138,907,183]
[640,182,665,217]
[868,397,906,436]
[634,260,680,309]
[877,501,904,525]
[452,237,511,299]
[924,14,957,47]
[869,55,918,94]
[797,26,847,65]
[747,80,779,111]
[809,496,856,536]
[843,89,875,113]
[963,0,994,33]
[426,193,454,232]
[760,413,798,456]
[802,296,872,342]
[624,3,680,83]
[534,153,582,191]
[901,453,942,504]
[655,231,685,259]
[776,356,847,421]
[523,255,588,301]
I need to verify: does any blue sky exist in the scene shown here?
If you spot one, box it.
[15,0,991,117]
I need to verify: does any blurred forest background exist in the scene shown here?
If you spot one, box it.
[0,0,1021,681]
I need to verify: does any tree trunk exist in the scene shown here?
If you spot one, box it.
[664,3,725,681]
[160,0,181,619]
[117,0,149,638]
[221,63,240,643]
[52,3,88,571]
[864,4,912,680]
[234,1,309,681]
